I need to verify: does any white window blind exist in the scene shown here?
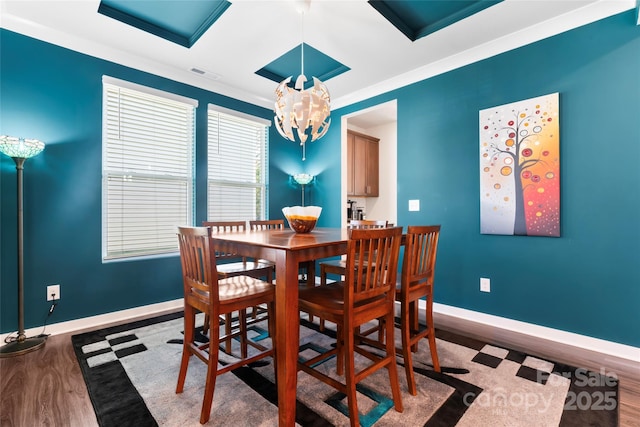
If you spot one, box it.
[102,77,196,260]
[207,106,269,221]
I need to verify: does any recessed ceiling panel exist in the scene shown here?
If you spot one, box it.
[98,0,230,48]
[369,0,503,41]
[256,43,350,89]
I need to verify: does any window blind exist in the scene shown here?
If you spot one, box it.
[207,106,269,221]
[103,78,196,260]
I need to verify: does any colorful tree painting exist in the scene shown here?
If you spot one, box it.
[479,93,560,236]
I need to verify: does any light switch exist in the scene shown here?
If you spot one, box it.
[408,199,420,212]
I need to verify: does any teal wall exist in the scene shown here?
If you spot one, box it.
[313,11,640,347]
[1,10,639,347]
[0,29,302,333]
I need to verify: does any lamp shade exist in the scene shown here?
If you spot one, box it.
[0,136,45,159]
[293,173,314,185]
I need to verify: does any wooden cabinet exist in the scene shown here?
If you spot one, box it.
[347,130,379,197]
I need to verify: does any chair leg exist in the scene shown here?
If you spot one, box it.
[318,266,328,330]
[428,332,440,372]
[308,262,316,323]
[377,315,384,343]
[176,305,195,394]
[385,311,404,411]
[409,301,419,353]
[336,323,345,376]
[203,313,210,335]
[344,325,360,427]
[305,261,315,287]
[426,296,440,373]
[400,302,417,396]
[239,309,248,359]
[267,300,277,382]
[200,313,220,424]
[224,313,233,353]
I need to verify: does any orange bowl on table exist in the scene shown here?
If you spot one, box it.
[282,206,322,233]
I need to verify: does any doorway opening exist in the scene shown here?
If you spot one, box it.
[341,100,397,226]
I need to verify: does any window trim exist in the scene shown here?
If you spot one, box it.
[102,76,197,262]
[206,104,270,222]
[208,104,271,127]
[102,76,198,107]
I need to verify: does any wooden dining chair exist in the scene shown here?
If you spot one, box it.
[176,226,275,425]
[203,221,274,282]
[318,219,388,329]
[297,226,404,426]
[250,219,316,287]
[249,219,285,231]
[319,219,389,286]
[358,225,442,396]
[398,225,441,393]
[250,218,318,323]
[202,221,275,351]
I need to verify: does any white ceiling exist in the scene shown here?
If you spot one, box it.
[1,0,635,121]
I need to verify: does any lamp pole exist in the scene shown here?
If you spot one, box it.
[15,157,28,344]
[292,173,314,207]
[0,136,46,357]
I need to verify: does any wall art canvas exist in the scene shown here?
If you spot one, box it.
[479,93,560,236]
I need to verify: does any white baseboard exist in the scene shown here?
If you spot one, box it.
[0,299,184,344]
[3,297,637,367]
[429,302,640,363]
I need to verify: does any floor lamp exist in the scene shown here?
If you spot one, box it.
[0,136,46,358]
[293,173,314,206]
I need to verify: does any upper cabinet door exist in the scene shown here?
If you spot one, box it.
[347,132,355,196]
[347,130,379,197]
[365,137,379,196]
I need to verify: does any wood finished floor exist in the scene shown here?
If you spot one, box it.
[1,316,638,426]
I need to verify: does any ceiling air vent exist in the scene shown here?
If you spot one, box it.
[190,68,221,81]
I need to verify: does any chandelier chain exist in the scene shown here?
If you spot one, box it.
[300,11,305,77]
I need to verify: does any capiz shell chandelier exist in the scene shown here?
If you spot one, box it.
[274,7,330,161]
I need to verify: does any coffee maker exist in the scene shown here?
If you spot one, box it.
[347,200,357,220]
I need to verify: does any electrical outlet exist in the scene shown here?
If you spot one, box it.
[47,284,60,301]
[480,277,490,293]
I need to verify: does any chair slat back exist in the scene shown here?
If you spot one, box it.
[346,227,402,304]
[401,225,440,293]
[349,219,388,229]
[203,221,246,232]
[348,220,389,262]
[249,219,285,230]
[203,221,247,261]
[177,226,219,310]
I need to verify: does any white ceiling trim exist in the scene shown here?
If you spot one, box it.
[1,0,635,112]
[333,0,635,109]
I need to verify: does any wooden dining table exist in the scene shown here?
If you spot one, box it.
[210,227,350,426]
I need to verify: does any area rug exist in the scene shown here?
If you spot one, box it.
[71,312,618,427]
